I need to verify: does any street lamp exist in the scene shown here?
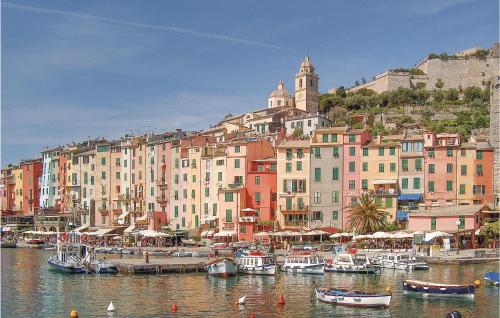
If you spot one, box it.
[456,220,461,255]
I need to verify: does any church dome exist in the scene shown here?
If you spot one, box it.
[269,81,291,98]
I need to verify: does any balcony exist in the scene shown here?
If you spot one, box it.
[280,205,309,212]
[370,189,398,196]
[239,216,259,223]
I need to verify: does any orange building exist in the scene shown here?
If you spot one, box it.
[473,141,494,205]
[21,159,43,215]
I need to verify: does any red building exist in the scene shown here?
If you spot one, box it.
[21,159,43,215]
[239,158,277,241]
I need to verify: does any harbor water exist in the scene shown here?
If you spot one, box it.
[2,248,499,317]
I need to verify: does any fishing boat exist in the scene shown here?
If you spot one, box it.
[282,251,324,275]
[484,272,499,286]
[380,253,429,271]
[315,287,392,308]
[403,279,476,298]
[237,250,277,275]
[206,258,238,277]
[325,253,380,274]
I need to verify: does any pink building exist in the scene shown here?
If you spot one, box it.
[342,129,371,228]
[424,133,460,208]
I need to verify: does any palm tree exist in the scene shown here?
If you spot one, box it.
[347,193,389,234]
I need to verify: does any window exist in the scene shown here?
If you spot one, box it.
[446,181,453,192]
[296,148,304,158]
[461,165,467,176]
[361,179,368,190]
[101,157,106,165]
[322,134,329,142]
[332,191,339,203]
[447,147,453,157]
[313,192,321,203]
[101,172,106,180]
[191,204,195,214]
[402,178,408,189]
[476,164,483,176]
[240,224,246,234]
[351,197,357,205]
[182,217,185,227]
[183,174,187,182]
[235,145,240,153]
[362,162,368,172]
[428,148,435,158]
[286,163,292,173]
[255,192,261,202]
[257,164,263,172]
[426,165,436,177]
[473,185,486,195]
[313,147,320,158]
[314,168,321,181]
[271,163,277,171]
[362,148,368,156]
[332,167,339,180]
[286,149,292,160]
[447,164,453,173]
[349,162,356,172]
[225,192,233,202]
[428,181,435,192]
[349,135,356,142]
[218,172,222,181]
[390,163,396,172]
[225,209,233,222]
[331,134,337,142]
[332,147,339,157]
[476,150,483,160]
[415,159,422,171]
[431,217,436,230]
[385,198,393,208]
[389,147,395,156]
[151,187,154,197]
[296,161,302,171]
[378,147,385,156]
[192,175,196,183]
[349,147,355,156]
[413,178,420,189]
[286,197,292,210]
[213,203,217,216]
[124,160,127,168]
[115,158,120,166]
[378,163,384,173]
[234,159,240,168]
[312,211,322,221]
[183,189,187,198]
[332,211,339,220]
[205,188,209,197]
[116,172,120,180]
[255,176,261,185]
[459,184,466,195]
[402,159,408,171]
[461,149,466,157]
[348,180,355,189]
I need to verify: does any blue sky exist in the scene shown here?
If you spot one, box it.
[1,0,498,165]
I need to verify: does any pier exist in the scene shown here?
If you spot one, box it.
[110,257,208,275]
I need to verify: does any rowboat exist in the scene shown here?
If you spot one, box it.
[206,258,238,277]
[484,272,499,286]
[325,253,380,274]
[403,279,476,298]
[315,287,391,308]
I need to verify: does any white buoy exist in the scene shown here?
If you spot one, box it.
[238,295,247,305]
[107,302,116,312]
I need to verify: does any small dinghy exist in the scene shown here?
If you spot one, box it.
[315,287,391,308]
[403,279,476,298]
[484,272,499,286]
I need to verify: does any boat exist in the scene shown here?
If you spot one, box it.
[87,259,118,274]
[282,251,324,275]
[403,279,476,298]
[237,250,277,275]
[380,253,429,271]
[48,243,88,273]
[484,272,499,286]
[1,240,17,248]
[325,253,380,274]
[206,258,238,277]
[315,287,392,308]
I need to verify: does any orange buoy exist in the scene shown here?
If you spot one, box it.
[278,294,285,305]
[249,313,255,318]
[171,303,177,312]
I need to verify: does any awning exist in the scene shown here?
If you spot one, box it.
[372,179,398,185]
[89,228,115,236]
[73,225,88,233]
[214,230,237,237]
[117,211,130,225]
[123,224,136,234]
[139,229,170,237]
[396,211,409,221]
[398,194,423,201]
[424,231,452,242]
[135,214,148,225]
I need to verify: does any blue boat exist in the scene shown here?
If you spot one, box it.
[484,272,499,286]
[403,279,476,298]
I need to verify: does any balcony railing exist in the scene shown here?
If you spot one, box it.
[239,216,259,223]
[370,189,398,196]
[221,218,234,224]
[280,205,309,212]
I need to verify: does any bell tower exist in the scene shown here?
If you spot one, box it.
[294,55,319,113]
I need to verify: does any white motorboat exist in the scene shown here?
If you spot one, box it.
[325,253,380,274]
[207,258,238,277]
[380,253,429,271]
[282,251,324,275]
[48,242,88,273]
[237,250,277,275]
[315,287,392,308]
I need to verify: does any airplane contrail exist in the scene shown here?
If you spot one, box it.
[3,2,294,51]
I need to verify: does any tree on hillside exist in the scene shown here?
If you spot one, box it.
[293,127,303,137]
[354,80,360,87]
[464,86,482,103]
[435,78,445,89]
[361,77,367,84]
[347,192,389,234]
[445,88,459,102]
[336,86,347,98]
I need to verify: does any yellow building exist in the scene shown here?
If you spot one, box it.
[360,135,402,222]
[12,165,23,213]
[457,143,476,205]
[277,139,310,229]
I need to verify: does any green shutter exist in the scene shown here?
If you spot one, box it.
[459,216,465,229]
[362,162,368,171]
[476,150,483,160]
[390,163,396,172]
[431,217,436,230]
[315,168,321,181]
[361,179,368,189]
[447,181,453,192]
[459,184,466,195]
[413,178,420,189]
[385,198,393,208]
[402,178,408,189]
[332,167,339,180]
[286,198,292,210]
[332,147,339,157]
[428,181,435,192]
[415,159,422,171]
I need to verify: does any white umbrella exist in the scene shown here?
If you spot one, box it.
[424,231,452,242]
[330,232,354,238]
[354,234,372,240]
[372,232,394,239]
[393,232,414,239]
[253,232,270,238]
[112,235,122,240]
